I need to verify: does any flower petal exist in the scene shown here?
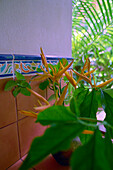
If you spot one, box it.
[60,61,77,88]
[72,69,93,87]
[34,105,51,112]
[19,110,38,118]
[96,78,113,88]
[56,83,69,105]
[40,47,49,73]
[31,74,51,81]
[54,59,74,80]
[26,87,50,105]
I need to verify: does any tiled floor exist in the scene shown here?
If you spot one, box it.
[0,123,20,170]
[7,160,23,170]
[8,154,70,170]
[18,117,47,157]
[0,79,17,128]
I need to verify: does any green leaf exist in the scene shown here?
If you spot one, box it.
[4,80,17,91]
[95,89,101,107]
[107,0,112,19]
[101,90,113,126]
[13,87,21,97]
[70,97,80,116]
[19,123,85,170]
[80,1,98,33]
[73,87,85,98]
[104,127,113,169]
[104,88,113,98]
[75,88,89,107]
[82,1,101,32]
[97,0,106,26]
[36,105,77,125]
[17,80,31,88]
[48,94,56,102]
[102,0,110,24]
[39,79,49,90]
[80,89,98,118]
[71,128,110,170]
[15,71,25,80]
[20,88,31,96]
[36,68,43,72]
[80,126,94,145]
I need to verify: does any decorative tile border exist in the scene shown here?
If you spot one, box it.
[0,54,73,79]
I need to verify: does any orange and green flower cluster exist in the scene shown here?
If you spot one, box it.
[20,48,113,118]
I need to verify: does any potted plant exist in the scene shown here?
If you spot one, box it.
[5,48,113,170]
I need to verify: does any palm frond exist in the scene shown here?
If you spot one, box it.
[72,0,113,81]
[72,0,113,56]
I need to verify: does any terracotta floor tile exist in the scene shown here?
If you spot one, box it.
[0,79,17,128]
[7,159,23,170]
[0,123,20,170]
[21,154,27,160]
[18,117,47,157]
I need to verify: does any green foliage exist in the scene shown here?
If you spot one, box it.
[36,105,77,125]
[19,87,113,170]
[101,90,113,126]
[19,122,85,170]
[72,0,113,82]
[4,71,31,97]
[70,97,80,116]
[39,79,49,90]
[71,128,111,170]
[15,71,26,80]
[36,67,43,72]
[4,80,17,91]
[4,2,113,168]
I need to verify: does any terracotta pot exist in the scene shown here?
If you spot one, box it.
[52,137,81,166]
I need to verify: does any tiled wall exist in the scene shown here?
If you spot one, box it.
[0,55,72,169]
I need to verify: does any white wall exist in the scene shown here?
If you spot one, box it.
[0,0,72,56]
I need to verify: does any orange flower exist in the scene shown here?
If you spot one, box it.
[95,78,113,88]
[60,61,77,89]
[26,88,50,105]
[56,83,69,105]
[19,110,38,118]
[40,47,49,73]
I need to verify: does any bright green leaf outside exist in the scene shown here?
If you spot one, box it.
[36,105,77,125]
[71,128,111,170]
[19,123,85,170]
[39,79,49,90]
[15,71,25,80]
[4,80,17,91]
